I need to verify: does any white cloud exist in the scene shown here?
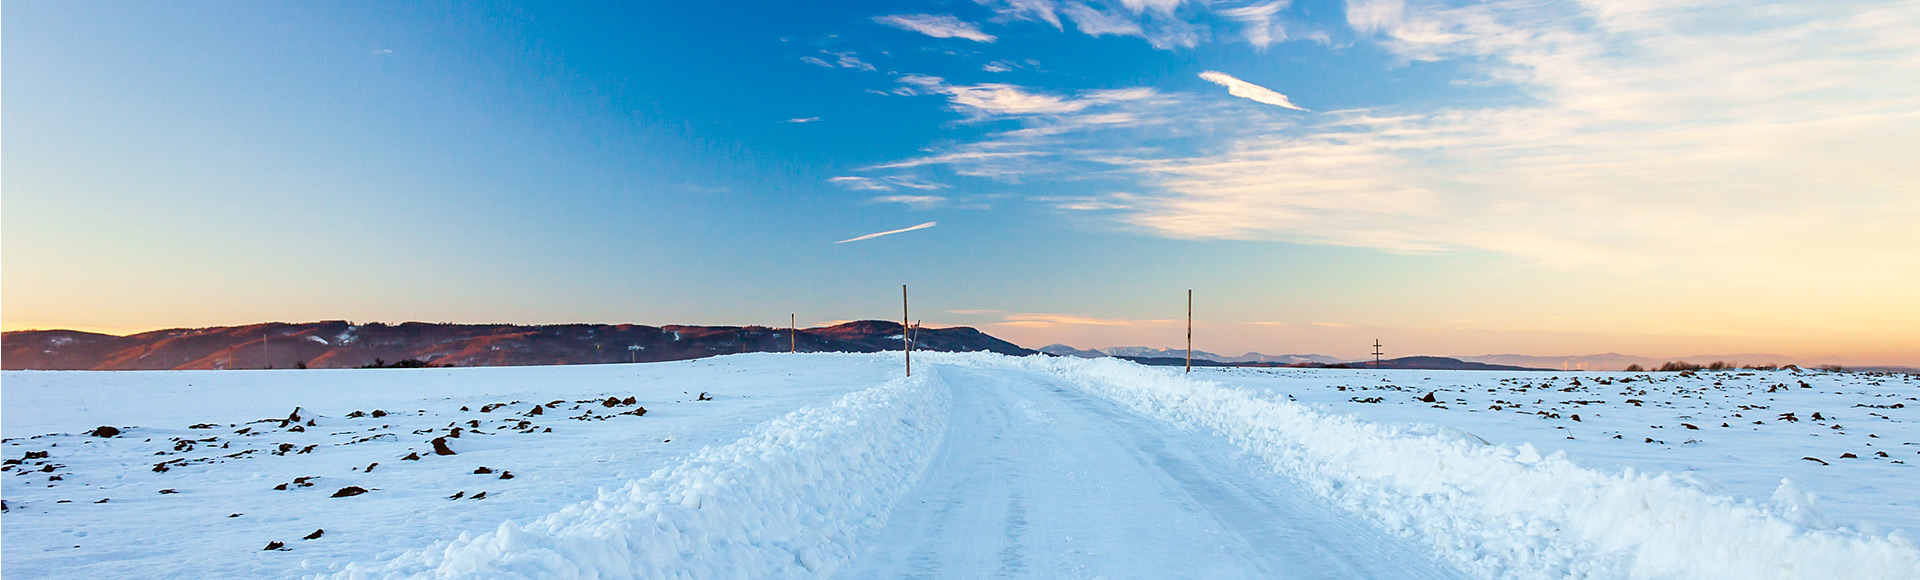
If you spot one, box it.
[803,51,876,71]
[783,117,821,123]
[871,195,950,209]
[892,75,1089,117]
[1198,71,1308,110]
[982,60,1023,72]
[1061,3,1144,37]
[830,175,950,191]
[826,51,876,71]
[985,0,1064,28]
[852,0,1920,278]
[1219,1,1290,48]
[875,14,998,43]
[834,221,939,244]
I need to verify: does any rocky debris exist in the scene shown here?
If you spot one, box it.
[264,541,285,551]
[271,407,310,428]
[697,392,713,401]
[371,410,388,418]
[448,491,464,500]
[469,491,487,500]
[1803,456,1830,465]
[158,489,178,494]
[527,405,544,416]
[401,452,421,461]
[430,437,456,456]
[330,486,368,498]
[363,462,378,473]
[499,470,514,480]
[189,423,217,429]
[473,466,493,474]
[1419,392,1437,403]
[303,529,325,540]
[86,426,122,438]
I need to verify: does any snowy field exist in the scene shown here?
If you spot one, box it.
[4,353,1917,579]
[1198,366,1920,536]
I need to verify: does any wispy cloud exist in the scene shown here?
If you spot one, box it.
[1218,1,1290,48]
[829,175,949,191]
[871,195,949,209]
[1198,71,1307,110]
[856,0,1920,280]
[783,117,821,123]
[889,75,1152,119]
[875,14,997,43]
[802,51,876,71]
[824,51,876,71]
[834,221,938,244]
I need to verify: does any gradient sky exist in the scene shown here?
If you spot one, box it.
[6,0,1919,364]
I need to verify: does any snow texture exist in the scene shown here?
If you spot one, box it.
[327,367,950,579]
[944,353,1920,580]
[7,352,1919,579]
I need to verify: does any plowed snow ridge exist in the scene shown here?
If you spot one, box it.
[329,367,951,579]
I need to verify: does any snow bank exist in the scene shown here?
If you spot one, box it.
[941,353,1920,580]
[327,368,950,580]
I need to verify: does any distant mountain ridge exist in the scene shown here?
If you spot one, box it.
[1,320,1033,371]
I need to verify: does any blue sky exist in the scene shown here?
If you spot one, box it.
[6,0,1919,363]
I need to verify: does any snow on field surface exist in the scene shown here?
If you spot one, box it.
[2,355,899,578]
[1195,365,1920,536]
[5,352,1918,579]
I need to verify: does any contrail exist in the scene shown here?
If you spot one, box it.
[835,221,937,244]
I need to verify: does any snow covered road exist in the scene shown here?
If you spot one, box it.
[848,365,1463,579]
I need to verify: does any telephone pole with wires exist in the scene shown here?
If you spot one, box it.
[1372,339,1384,369]
[1185,289,1194,373]
[902,285,911,377]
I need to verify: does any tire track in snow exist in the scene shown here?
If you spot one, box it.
[844,364,1464,579]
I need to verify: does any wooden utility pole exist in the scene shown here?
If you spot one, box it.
[790,313,796,353]
[902,285,911,377]
[1373,339,1384,369]
[1186,289,1193,373]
